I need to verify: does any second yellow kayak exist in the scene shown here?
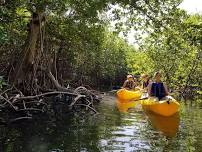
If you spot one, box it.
[141,96,180,116]
[116,88,142,101]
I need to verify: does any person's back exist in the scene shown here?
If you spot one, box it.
[150,82,167,100]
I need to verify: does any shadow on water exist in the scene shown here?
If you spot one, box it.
[0,95,202,152]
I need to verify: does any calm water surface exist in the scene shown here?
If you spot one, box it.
[0,95,202,152]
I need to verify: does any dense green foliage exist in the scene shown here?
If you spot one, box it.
[134,12,202,99]
[0,0,201,97]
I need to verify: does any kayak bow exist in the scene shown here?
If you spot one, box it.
[116,88,142,102]
[141,96,180,116]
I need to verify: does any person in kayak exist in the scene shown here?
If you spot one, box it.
[122,74,136,90]
[148,72,169,101]
[141,74,151,91]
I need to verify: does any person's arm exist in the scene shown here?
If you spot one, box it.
[141,82,144,89]
[122,80,127,88]
[143,80,151,91]
[132,83,135,89]
[141,83,147,92]
[132,80,137,89]
[147,82,152,96]
[163,83,169,95]
[136,81,141,87]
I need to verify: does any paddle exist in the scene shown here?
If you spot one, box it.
[110,86,144,93]
[165,96,174,104]
[128,96,148,102]
[125,91,148,102]
[133,95,173,104]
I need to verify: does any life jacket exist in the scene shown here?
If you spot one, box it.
[151,82,166,100]
[143,80,149,89]
[125,80,134,89]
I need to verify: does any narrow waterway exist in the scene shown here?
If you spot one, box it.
[0,95,202,152]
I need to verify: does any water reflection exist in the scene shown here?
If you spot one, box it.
[145,111,180,137]
[0,97,202,152]
[116,99,140,112]
[116,99,180,137]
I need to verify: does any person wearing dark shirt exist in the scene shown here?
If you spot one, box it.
[148,72,169,101]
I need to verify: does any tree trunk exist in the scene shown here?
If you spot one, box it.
[11,12,46,94]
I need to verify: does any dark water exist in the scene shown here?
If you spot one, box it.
[0,96,202,152]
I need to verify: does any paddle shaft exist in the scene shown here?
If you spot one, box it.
[128,97,148,102]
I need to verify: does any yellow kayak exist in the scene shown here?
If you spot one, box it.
[116,88,142,102]
[145,111,180,137]
[141,96,180,116]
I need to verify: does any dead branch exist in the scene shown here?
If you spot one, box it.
[9,117,32,123]
[13,91,79,101]
[69,95,86,108]
[0,87,14,96]
[75,104,98,114]
[47,71,70,92]
[0,95,17,110]
[0,69,102,124]
[17,108,43,112]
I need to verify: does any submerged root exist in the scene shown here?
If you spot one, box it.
[0,79,102,124]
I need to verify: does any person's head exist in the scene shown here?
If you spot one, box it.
[141,74,149,82]
[153,71,161,82]
[127,74,133,81]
